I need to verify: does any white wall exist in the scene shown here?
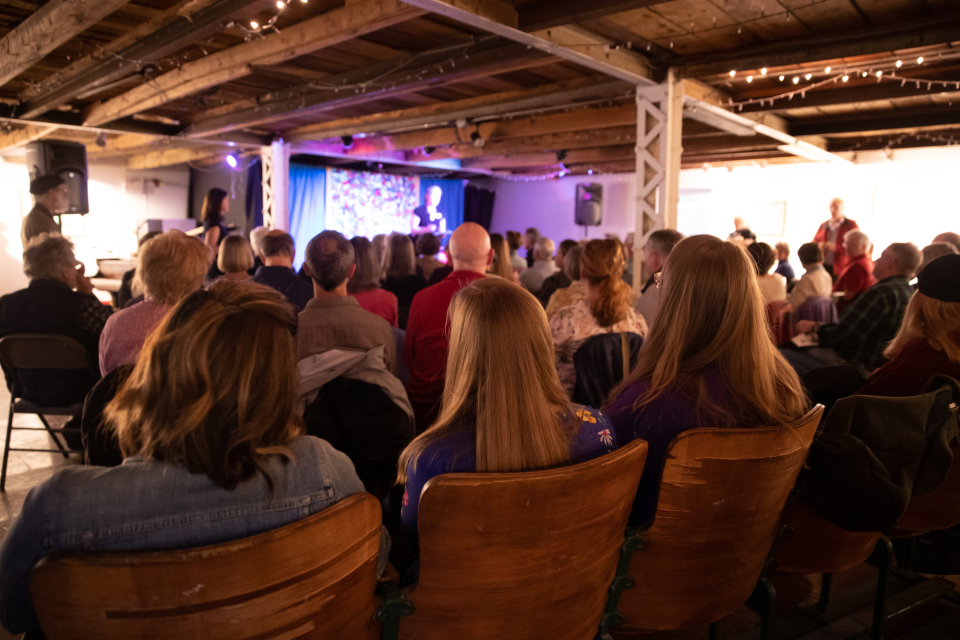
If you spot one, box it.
[0,157,190,297]
[479,146,960,261]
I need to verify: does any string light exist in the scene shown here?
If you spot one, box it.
[792,77,799,84]
[842,75,849,82]
[760,68,767,75]
[276,0,284,7]
[779,75,785,81]
[896,60,903,68]
[805,73,812,80]
[917,56,924,64]
[824,66,831,73]
[249,20,258,28]
[729,70,736,77]
[747,75,753,83]
[876,71,883,78]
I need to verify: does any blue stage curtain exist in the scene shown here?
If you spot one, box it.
[288,163,326,270]
[420,178,464,232]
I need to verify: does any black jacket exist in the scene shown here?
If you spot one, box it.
[800,375,960,532]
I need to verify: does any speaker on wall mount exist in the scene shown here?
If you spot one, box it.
[575,183,603,226]
[25,140,89,214]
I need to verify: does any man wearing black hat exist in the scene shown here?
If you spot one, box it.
[21,175,68,246]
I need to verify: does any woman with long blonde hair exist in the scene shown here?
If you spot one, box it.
[397,278,618,559]
[857,254,960,397]
[488,232,519,282]
[551,239,647,394]
[605,234,809,527]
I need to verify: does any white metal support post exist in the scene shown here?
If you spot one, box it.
[261,139,290,231]
[633,68,683,296]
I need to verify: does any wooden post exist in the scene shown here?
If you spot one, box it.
[633,68,682,297]
[261,140,290,231]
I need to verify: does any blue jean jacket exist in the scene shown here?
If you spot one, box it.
[0,436,388,634]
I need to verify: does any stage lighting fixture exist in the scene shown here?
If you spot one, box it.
[556,149,569,162]
[423,146,436,156]
[341,135,354,149]
[226,154,238,168]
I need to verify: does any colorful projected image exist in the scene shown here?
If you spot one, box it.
[326,168,419,238]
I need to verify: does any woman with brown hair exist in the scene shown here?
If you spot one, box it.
[605,235,809,526]
[200,187,229,252]
[348,235,398,327]
[488,232,519,283]
[857,254,960,397]
[382,233,427,328]
[398,278,618,559]
[415,233,445,283]
[551,239,647,394]
[0,282,383,636]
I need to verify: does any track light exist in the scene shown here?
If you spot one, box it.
[226,154,238,169]
[556,149,569,162]
[341,135,354,149]
[423,146,436,156]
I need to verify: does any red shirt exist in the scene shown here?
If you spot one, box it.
[833,253,875,301]
[349,288,399,328]
[404,270,486,404]
[857,338,960,398]
[813,217,859,273]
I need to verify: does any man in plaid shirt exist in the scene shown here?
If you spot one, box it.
[783,242,921,377]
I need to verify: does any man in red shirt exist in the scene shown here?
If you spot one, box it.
[404,222,493,432]
[813,197,859,278]
[833,229,875,314]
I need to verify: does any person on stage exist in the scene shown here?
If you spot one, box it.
[813,197,858,279]
[411,185,445,236]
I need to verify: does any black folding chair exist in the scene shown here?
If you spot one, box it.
[0,334,88,491]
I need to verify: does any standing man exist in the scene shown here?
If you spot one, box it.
[813,197,859,278]
[412,185,446,236]
[404,222,492,432]
[21,175,69,246]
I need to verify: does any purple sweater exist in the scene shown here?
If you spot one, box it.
[606,372,732,527]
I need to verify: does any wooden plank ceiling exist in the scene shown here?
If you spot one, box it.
[0,0,958,175]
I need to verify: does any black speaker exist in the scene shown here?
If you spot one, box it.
[575,183,602,226]
[25,140,89,214]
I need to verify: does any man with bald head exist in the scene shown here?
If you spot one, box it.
[404,222,493,431]
[813,197,859,278]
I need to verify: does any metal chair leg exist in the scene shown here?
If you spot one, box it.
[867,537,893,640]
[36,414,69,458]
[708,620,719,640]
[745,577,776,640]
[814,573,833,614]
[1,400,14,492]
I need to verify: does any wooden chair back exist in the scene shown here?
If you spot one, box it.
[774,498,882,575]
[400,439,649,640]
[892,440,960,535]
[617,406,823,631]
[30,493,382,640]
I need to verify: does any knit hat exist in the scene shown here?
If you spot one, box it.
[917,254,960,303]
[29,174,65,196]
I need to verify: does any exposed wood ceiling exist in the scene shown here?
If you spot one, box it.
[0,0,958,176]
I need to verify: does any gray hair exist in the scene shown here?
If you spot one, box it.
[886,242,923,278]
[305,230,354,291]
[23,233,76,281]
[533,237,555,261]
[844,229,869,249]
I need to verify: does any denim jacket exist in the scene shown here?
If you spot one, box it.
[0,436,388,634]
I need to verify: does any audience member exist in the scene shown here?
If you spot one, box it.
[215,235,254,282]
[519,237,558,294]
[383,233,428,328]
[299,231,397,375]
[21,175,68,246]
[551,239,648,395]
[0,282,385,636]
[348,236,398,327]
[774,242,796,287]
[920,241,958,271]
[832,229,875,310]
[786,242,833,312]
[545,246,585,320]
[372,234,388,268]
[523,227,540,268]
[405,223,492,432]
[857,255,960,397]
[749,242,788,304]
[537,239,577,306]
[814,197,859,278]
[933,231,960,253]
[398,278,618,559]
[415,233,445,283]
[605,235,809,526]
[787,242,921,376]
[116,230,162,309]
[251,230,313,311]
[0,233,109,407]
[100,231,207,375]
[728,216,756,245]
[248,225,270,273]
[506,230,526,270]
[634,229,684,327]
[488,232,517,281]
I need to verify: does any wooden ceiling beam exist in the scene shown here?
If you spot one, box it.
[83,0,426,127]
[791,106,960,136]
[17,0,278,119]
[517,0,672,32]
[412,125,638,160]
[677,15,960,78]
[0,0,133,89]
[126,145,229,170]
[284,75,632,141]
[462,143,635,169]
[0,125,57,152]
[397,0,653,84]
[184,40,552,137]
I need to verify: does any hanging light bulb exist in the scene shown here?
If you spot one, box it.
[862,71,868,77]
[729,70,736,77]
[792,77,799,84]
[747,75,753,83]
[842,75,849,82]
[876,71,883,78]
[824,66,831,73]
[276,0,284,7]
[760,68,767,75]
[250,20,259,28]
[805,73,812,80]
[779,75,785,81]
[896,60,903,68]
[917,56,924,64]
